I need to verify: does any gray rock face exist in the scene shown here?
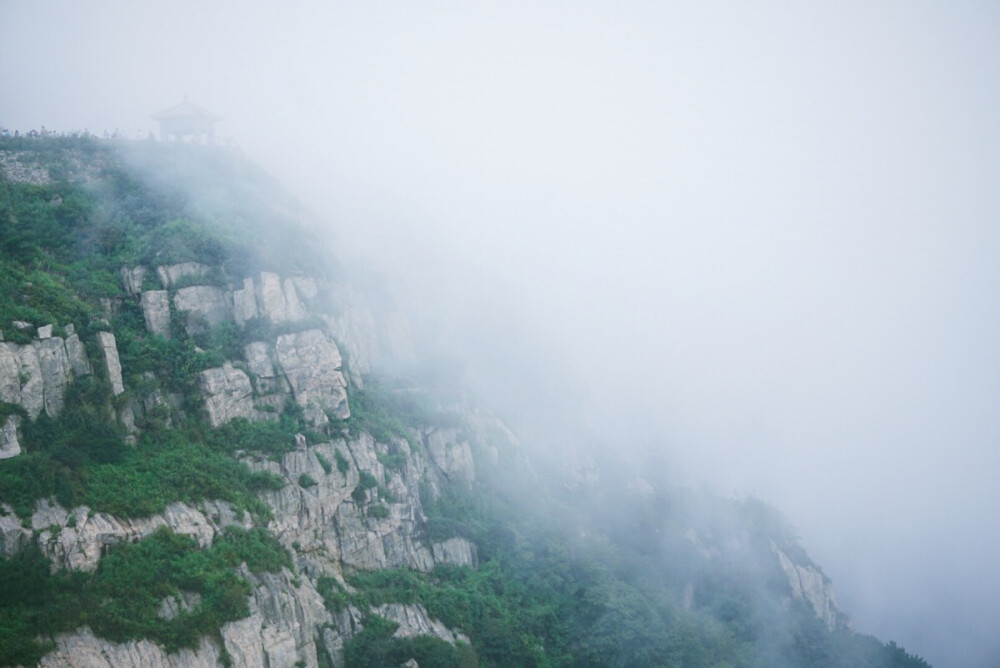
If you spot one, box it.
[156,262,210,288]
[431,537,478,568]
[275,329,349,424]
[65,333,92,377]
[251,272,312,324]
[15,342,45,418]
[120,265,148,296]
[221,567,332,668]
[199,363,256,427]
[289,276,318,302]
[35,337,72,416]
[97,331,125,396]
[248,433,466,576]
[244,341,276,378]
[774,545,842,631]
[321,304,376,387]
[233,277,259,326]
[39,567,335,668]
[423,428,475,490]
[0,343,21,405]
[283,278,308,321]
[0,415,21,459]
[0,150,53,185]
[0,504,32,557]
[38,628,222,668]
[257,272,288,322]
[37,324,53,339]
[32,499,250,572]
[4,264,488,667]
[0,335,94,419]
[374,603,470,645]
[173,285,232,334]
[140,290,172,337]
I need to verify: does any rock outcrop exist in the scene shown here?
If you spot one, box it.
[173,285,232,334]
[774,544,842,631]
[374,603,470,645]
[0,415,21,459]
[120,265,148,296]
[2,258,487,666]
[140,290,172,337]
[199,363,257,427]
[423,427,476,490]
[156,262,210,288]
[28,499,251,573]
[96,331,125,396]
[0,331,95,421]
[275,329,349,424]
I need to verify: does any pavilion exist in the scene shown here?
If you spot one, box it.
[151,97,220,143]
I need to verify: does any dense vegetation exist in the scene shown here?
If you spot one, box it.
[0,137,932,667]
[332,473,932,668]
[0,526,289,666]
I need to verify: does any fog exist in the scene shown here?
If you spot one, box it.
[3,2,1000,666]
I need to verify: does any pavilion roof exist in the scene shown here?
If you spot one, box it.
[151,98,221,121]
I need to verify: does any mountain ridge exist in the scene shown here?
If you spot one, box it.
[0,136,931,668]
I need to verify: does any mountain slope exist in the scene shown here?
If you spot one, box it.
[0,136,930,668]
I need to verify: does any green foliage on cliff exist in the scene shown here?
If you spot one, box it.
[0,526,290,666]
[344,614,478,668]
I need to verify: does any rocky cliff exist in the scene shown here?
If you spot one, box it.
[0,253,486,666]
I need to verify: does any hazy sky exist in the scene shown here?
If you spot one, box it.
[3,2,1000,666]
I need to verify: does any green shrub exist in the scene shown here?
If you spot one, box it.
[298,473,317,489]
[315,452,333,475]
[213,526,292,573]
[334,449,350,474]
[343,614,473,668]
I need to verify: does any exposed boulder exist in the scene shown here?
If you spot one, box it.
[34,336,72,416]
[1,335,93,418]
[275,329,349,424]
[283,278,308,321]
[97,331,125,396]
[15,342,44,418]
[156,262,210,288]
[221,567,332,668]
[423,428,475,490]
[431,537,478,568]
[774,544,842,631]
[0,504,32,557]
[244,341,276,378]
[32,499,250,573]
[0,342,20,405]
[140,290,171,337]
[0,414,21,459]
[373,603,470,645]
[173,286,232,334]
[233,277,259,326]
[119,265,149,296]
[257,272,286,322]
[199,363,256,427]
[38,627,222,668]
[64,332,92,377]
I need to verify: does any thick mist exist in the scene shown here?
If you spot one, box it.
[3,3,1000,666]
